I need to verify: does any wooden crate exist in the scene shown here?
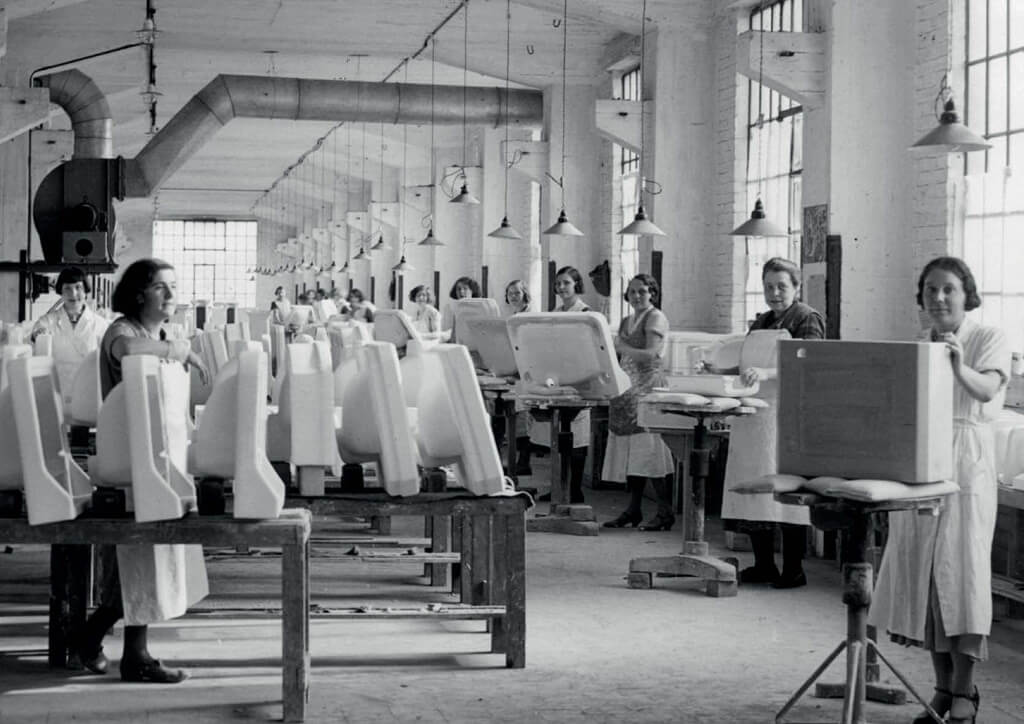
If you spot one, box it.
[778,340,953,482]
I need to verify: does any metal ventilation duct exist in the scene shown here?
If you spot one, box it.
[34,69,113,159]
[126,74,544,197]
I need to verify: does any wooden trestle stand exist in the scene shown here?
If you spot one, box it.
[773,491,949,724]
[627,402,754,596]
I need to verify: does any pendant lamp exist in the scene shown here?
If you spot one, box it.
[618,0,665,237]
[543,0,584,236]
[391,255,414,274]
[730,3,787,239]
[450,2,480,205]
[353,246,369,262]
[910,74,991,153]
[488,0,524,240]
[420,37,445,246]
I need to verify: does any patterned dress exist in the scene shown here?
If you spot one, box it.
[602,307,674,480]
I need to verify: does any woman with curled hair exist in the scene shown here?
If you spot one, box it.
[30,266,109,413]
[409,284,441,334]
[870,256,1007,724]
[441,276,482,342]
[720,257,824,589]
[73,258,209,684]
[602,273,676,530]
[504,279,530,316]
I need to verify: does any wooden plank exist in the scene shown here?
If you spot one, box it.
[490,513,510,655]
[998,485,1024,510]
[503,512,526,668]
[189,605,508,620]
[282,539,309,723]
[0,509,312,546]
[470,514,491,606]
[309,550,460,563]
[292,492,530,518]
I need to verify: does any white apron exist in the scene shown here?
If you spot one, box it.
[719,377,810,525]
[118,544,209,625]
[870,318,1008,640]
[33,307,108,414]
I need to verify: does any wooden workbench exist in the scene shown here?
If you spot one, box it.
[0,509,312,722]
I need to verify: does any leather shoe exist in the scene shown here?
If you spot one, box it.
[120,658,189,684]
[739,564,780,584]
[68,646,109,675]
[771,569,807,589]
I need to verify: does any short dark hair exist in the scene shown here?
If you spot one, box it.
[348,288,365,303]
[56,266,91,295]
[409,284,434,304]
[449,276,482,300]
[274,285,284,296]
[505,279,530,306]
[916,256,981,311]
[762,257,802,287]
[623,273,659,303]
[111,258,174,318]
[555,266,585,294]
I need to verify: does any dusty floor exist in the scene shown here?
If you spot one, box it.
[1,482,1024,724]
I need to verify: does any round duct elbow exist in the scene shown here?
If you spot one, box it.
[35,69,114,159]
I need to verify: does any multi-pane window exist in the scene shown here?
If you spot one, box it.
[619,67,641,174]
[962,0,1024,351]
[152,220,258,308]
[742,0,803,324]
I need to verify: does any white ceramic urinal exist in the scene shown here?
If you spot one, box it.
[190,350,284,519]
[335,341,420,496]
[247,310,272,341]
[92,355,197,521]
[415,344,505,495]
[68,349,102,426]
[33,333,53,358]
[0,344,32,391]
[0,357,91,524]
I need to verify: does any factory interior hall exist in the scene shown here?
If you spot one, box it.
[1,0,1024,723]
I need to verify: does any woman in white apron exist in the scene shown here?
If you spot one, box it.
[504,280,534,474]
[74,258,210,684]
[720,258,824,589]
[30,267,109,414]
[270,285,291,325]
[550,266,592,504]
[870,257,1008,724]
[409,284,442,335]
[440,276,481,342]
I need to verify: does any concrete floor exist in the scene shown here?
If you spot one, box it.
[2,484,1024,724]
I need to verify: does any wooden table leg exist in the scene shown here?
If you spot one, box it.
[470,514,492,608]
[490,513,509,655]
[48,544,89,668]
[503,511,526,668]
[282,539,310,723]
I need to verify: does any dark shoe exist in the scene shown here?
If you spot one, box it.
[120,658,189,684]
[948,687,979,724]
[911,687,952,724]
[638,513,675,531]
[603,510,642,528]
[739,564,780,584]
[68,645,109,675]
[771,569,807,589]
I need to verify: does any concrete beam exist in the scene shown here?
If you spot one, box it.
[736,30,826,110]
[507,140,550,183]
[594,99,655,152]
[0,86,50,144]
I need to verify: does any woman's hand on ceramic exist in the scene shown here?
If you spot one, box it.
[740,367,764,386]
[188,352,211,386]
[937,332,964,371]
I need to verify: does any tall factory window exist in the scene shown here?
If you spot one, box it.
[616,66,641,321]
[151,220,258,308]
[962,0,1024,351]
[743,0,803,324]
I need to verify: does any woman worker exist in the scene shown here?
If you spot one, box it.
[441,276,482,342]
[346,288,376,323]
[549,265,592,503]
[720,257,824,589]
[72,258,210,683]
[602,274,676,530]
[270,286,291,325]
[30,266,109,413]
[503,279,533,474]
[870,257,1008,724]
[409,284,442,335]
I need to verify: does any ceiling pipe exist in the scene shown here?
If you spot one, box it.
[34,69,113,159]
[126,74,543,198]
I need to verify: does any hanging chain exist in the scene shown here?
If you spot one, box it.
[559,0,569,209]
